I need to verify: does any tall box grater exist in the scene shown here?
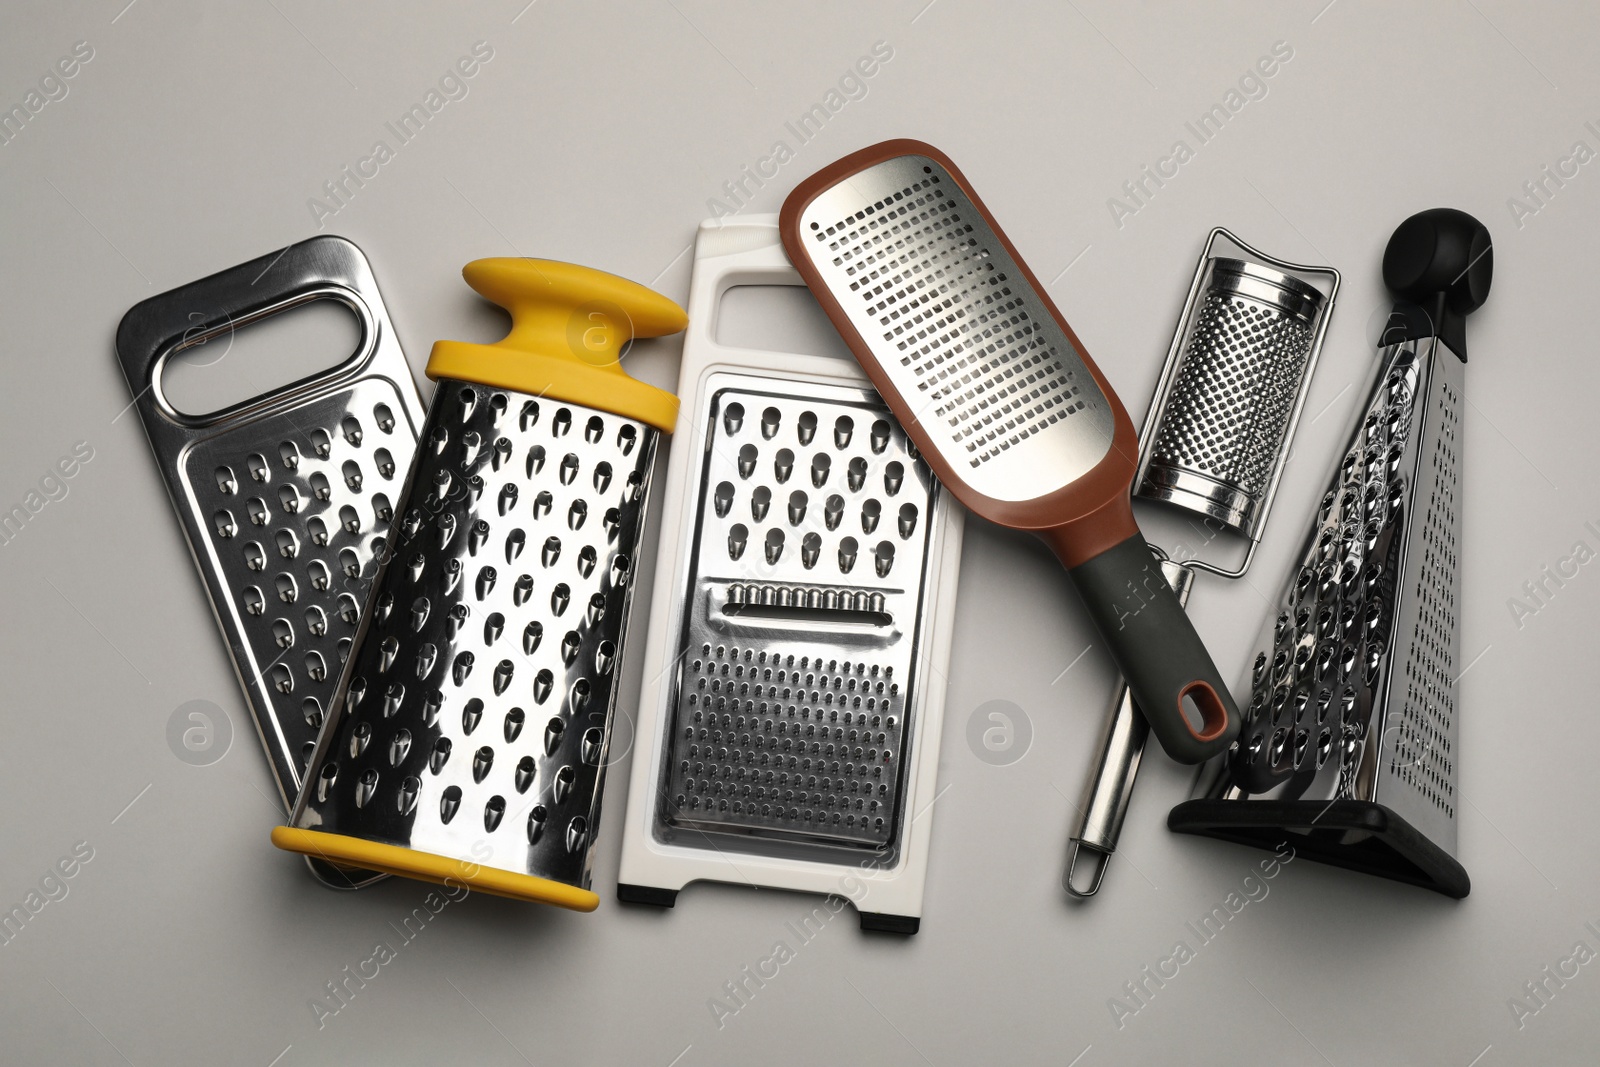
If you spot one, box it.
[1171,209,1493,898]
[618,217,964,934]
[273,259,687,910]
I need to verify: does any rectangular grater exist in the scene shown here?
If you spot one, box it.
[274,258,687,910]
[117,236,425,890]
[1171,209,1493,898]
[620,216,963,934]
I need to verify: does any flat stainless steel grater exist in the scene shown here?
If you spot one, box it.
[117,236,425,890]
[1065,230,1339,898]
[619,216,963,934]
[274,259,686,911]
[1171,209,1493,898]
[664,384,936,852]
[780,140,1240,766]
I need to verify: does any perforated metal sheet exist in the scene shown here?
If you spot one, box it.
[1221,338,1462,851]
[117,237,425,892]
[662,381,937,851]
[1136,257,1327,540]
[1388,368,1460,817]
[790,152,1116,503]
[1148,289,1315,500]
[289,382,657,888]
[186,386,411,779]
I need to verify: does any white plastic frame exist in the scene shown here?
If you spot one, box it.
[617,216,964,928]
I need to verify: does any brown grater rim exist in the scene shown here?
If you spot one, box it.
[779,139,1142,567]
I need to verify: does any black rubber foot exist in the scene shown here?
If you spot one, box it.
[1167,799,1470,899]
[617,883,679,908]
[859,912,919,935]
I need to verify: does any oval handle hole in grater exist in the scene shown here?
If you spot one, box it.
[712,285,854,363]
[159,296,364,419]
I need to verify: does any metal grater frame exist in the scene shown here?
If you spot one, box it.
[619,216,964,933]
[1172,331,1469,896]
[117,236,425,890]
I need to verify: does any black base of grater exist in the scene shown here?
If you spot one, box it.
[1167,799,1470,898]
[616,883,680,908]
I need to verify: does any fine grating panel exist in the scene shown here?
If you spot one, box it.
[1149,290,1314,497]
[673,643,903,846]
[809,173,1090,467]
[1389,375,1459,816]
[663,384,937,850]
[792,152,1118,504]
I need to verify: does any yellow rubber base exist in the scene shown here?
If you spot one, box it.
[271,827,599,912]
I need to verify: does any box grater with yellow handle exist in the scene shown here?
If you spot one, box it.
[273,259,685,910]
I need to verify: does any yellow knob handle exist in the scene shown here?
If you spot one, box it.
[426,258,687,433]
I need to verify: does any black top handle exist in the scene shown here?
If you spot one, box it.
[1379,208,1493,360]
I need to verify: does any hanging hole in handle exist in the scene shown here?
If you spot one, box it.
[1179,682,1229,741]
[712,284,854,361]
[156,293,368,421]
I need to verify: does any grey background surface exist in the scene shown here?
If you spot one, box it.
[1,2,1596,1064]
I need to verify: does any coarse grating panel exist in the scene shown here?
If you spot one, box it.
[1148,290,1314,498]
[662,384,937,850]
[1219,338,1461,848]
[792,153,1116,503]
[1229,344,1416,792]
[183,383,411,786]
[292,383,658,887]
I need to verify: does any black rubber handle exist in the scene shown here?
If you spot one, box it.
[1068,534,1239,764]
[1378,208,1492,360]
